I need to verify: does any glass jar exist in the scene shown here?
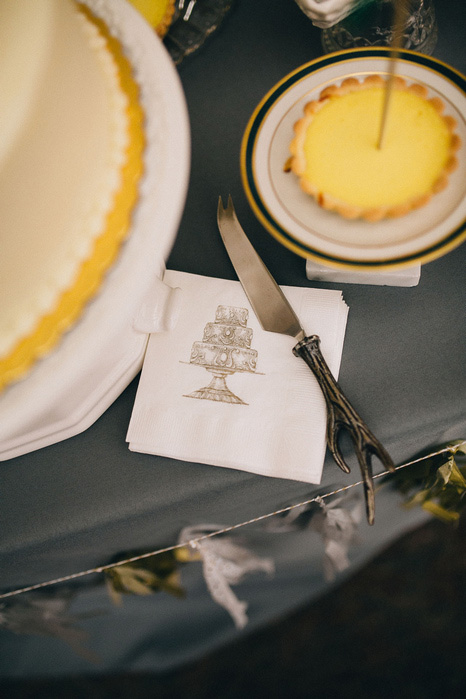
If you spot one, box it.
[321,0,438,55]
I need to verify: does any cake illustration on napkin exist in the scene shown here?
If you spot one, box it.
[185,306,258,405]
[289,75,461,222]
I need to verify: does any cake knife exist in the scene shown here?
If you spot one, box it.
[217,196,394,524]
[377,0,408,149]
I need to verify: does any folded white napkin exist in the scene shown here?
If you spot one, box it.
[127,270,348,484]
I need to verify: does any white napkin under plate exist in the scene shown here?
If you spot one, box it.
[127,270,349,484]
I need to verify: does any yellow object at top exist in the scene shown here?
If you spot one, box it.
[128,0,175,36]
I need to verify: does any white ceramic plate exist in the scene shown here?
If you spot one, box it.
[0,0,190,460]
[241,48,466,270]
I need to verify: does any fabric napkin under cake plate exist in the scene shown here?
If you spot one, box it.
[127,270,349,484]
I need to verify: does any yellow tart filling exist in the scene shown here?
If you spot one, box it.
[290,76,460,221]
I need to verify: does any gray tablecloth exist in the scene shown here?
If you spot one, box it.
[1,0,465,680]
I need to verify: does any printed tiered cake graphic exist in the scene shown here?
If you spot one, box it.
[185,306,258,404]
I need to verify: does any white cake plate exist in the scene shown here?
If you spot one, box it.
[0,0,190,461]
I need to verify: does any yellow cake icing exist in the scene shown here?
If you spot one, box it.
[0,0,144,391]
[290,75,460,221]
[128,0,176,37]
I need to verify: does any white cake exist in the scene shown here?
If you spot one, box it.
[0,0,144,390]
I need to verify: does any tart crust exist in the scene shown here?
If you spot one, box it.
[289,75,461,222]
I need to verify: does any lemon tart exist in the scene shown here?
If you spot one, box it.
[290,75,460,222]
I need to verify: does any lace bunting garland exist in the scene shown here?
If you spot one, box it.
[1,440,464,655]
[179,525,274,628]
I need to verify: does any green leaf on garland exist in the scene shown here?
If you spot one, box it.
[437,458,466,488]
[421,500,460,523]
[175,545,201,562]
[451,439,466,456]
[404,488,431,508]
[387,440,466,524]
[104,550,186,605]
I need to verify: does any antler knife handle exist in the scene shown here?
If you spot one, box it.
[293,335,394,525]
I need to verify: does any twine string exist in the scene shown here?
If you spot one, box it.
[1,442,463,601]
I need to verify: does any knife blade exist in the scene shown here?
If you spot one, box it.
[217,196,394,524]
[377,0,408,149]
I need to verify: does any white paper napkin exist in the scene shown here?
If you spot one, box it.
[127,270,349,484]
